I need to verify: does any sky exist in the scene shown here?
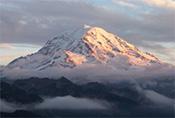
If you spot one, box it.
[0,0,175,65]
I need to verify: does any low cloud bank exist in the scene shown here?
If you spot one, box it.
[0,99,16,112]
[144,90,174,106]
[2,58,175,83]
[35,96,108,110]
[0,96,109,113]
[0,58,174,115]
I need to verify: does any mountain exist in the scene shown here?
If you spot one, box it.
[0,66,4,73]
[0,77,138,106]
[13,77,80,97]
[1,76,174,117]
[1,110,41,117]
[1,26,174,117]
[0,80,43,104]
[6,26,160,70]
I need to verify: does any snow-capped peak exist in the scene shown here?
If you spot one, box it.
[6,26,160,70]
[82,27,160,65]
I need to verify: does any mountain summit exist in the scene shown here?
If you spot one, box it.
[7,26,160,70]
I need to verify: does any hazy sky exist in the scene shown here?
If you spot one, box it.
[0,0,175,65]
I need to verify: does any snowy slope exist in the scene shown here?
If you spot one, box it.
[6,26,160,70]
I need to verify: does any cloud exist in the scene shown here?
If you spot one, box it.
[137,41,175,65]
[0,0,174,44]
[0,55,18,65]
[1,55,174,113]
[35,96,108,110]
[0,43,40,65]
[1,63,174,113]
[113,0,175,9]
[0,99,16,112]
[112,0,137,8]
[0,43,15,49]
[144,90,174,106]
[2,56,175,83]
[143,0,175,9]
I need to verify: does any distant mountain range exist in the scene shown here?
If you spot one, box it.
[0,76,174,117]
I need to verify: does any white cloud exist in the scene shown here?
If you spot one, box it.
[113,0,175,9]
[144,90,174,106]
[35,96,108,110]
[0,43,15,49]
[0,99,15,112]
[0,43,41,65]
[0,55,19,65]
[2,56,175,84]
[112,0,137,8]
[143,0,175,9]
[138,41,175,65]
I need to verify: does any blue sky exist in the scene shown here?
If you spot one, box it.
[0,0,175,65]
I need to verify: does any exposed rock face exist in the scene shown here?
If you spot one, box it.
[65,51,87,65]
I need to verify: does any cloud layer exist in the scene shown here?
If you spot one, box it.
[35,96,107,110]
[2,57,175,83]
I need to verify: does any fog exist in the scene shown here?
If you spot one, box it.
[1,61,174,115]
[35,96,108,110]
[144,90,174,106]
[2,57,175,84]
[0,99,16,112]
